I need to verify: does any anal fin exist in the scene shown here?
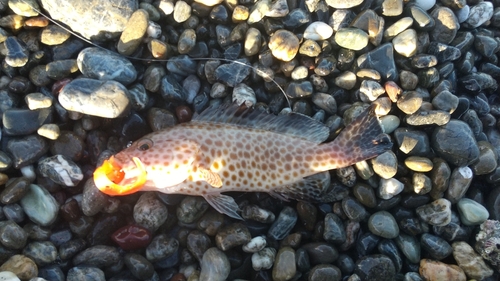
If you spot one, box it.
[270,171,335,202]
[203,193,242,220]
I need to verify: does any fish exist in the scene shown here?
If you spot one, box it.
[93,103,392,219]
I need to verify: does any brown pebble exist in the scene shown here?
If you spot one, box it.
[419,259,466,281]
[176,105,193,123]
[0,254,38,280]
[169,273,187,281]
[24,16,49,27]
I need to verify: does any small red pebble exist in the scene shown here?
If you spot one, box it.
[52,78,72,95]
[385,81,402,102]
[111,224,152,250]
[175,105,193,123]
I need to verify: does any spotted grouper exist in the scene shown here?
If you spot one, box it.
[94,103,392,219]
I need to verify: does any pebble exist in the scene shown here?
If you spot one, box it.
[22,241,57,266]
[124,253,154,280]
[112,224,152,251]
[243,236,267,253]
[133,192,168,232]
[176,196,209,224]
[145,234,178,262]
[393,29,417,57]
[309,264,341,281]
[72,245,120,268]
[368,211,399,239]
[302,242,338,264]
[416,198,451,226]
[470,141,498,175]
[40,25,71,45]
[357,43,398,81]
[199,248,230,281]
[378,178,404,199]
[303,21,333,40]
[241,205,275,223]
[215,223,251,251]
[268,206,297,240]
[59,78,130,118]
[77,47,137,85]
[268,30,299,61]
[355,255,396,281]
[117,9,148,56]
[0,255,38,280]
[232,83,256,107]
[445,166,473,204]
[371,151,397,179]
[420,233,452,260]
[0,271,20,281]
[214,60,251,87]
[272,247,296,281]
[457,198,489,226]
[37,155,83,187]
[24,92,52,110]
[0,220,27,249]
[395,233,421,263]
[66,267,105,281]
[0,177,29,204]
[19,184,59,226]
[431,120,479,166]
[465,1,493,28]
[430,7,459,44]
[404,156,433,172]
[323,213,346,244]
[4,37,28,67]
[251,247,275,270]
[452,241,493,280]
[419,259,466,281]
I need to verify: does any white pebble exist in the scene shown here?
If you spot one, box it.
[194,0,224,6]
[414,0,435,11]
[303,21,334,41]
[243,236,267,253]
[158,0,174,15]
[38,124,60,140]
[147,21,162,38]
[0,271,20,281]
[20,165,36,181]
[251,248,276,270]
[233,83,257,107]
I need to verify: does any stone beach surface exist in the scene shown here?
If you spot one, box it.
[0,0,499,280]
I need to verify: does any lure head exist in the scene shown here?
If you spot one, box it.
[93,135,200,195]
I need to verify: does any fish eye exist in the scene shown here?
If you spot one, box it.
[137,138,153,151]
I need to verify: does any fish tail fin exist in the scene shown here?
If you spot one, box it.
[321,105,393,169]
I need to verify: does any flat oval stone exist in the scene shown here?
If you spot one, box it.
[58,78,130,118]
[334,27,369,51]
[368,211,399,238]
[272,247,296,281]
[457,198,489,226]
[72,245,120,268]
[77,47,137,85]
[117,9,148,56]
[19,184,59,226]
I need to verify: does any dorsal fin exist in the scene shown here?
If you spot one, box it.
[192,103,330,143]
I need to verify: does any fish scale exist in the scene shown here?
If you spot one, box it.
[94,103,393,219]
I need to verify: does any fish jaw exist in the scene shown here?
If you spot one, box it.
[93,156,147,196]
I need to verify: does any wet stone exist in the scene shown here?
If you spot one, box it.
[3,108,50,136]
[0,177,29,204]
[214,60,251,87]
[465,1,493,28]
[404,156,433,172]
[308,264,341,281]
[187,230,212,261]
[342,197,369,222]
[134,192,168,232]
[323,213,346,244]
[4,37,28,67]
[371,151,397,179]
[419,259,466,281]
[460,72,497,92]
[357,43,398,81]
[0,221,27,249]
[77,47,137,85]
[72,245,120,268]
[67,267,105,281]
[353,183,377,208]
[146,234,178,262]
[59,78,130,118]
[430,7,459,44]
[457,198,488,226]
[117,9,148,56]
[393,29,417,57]
[272,247,296,281]
[378,178,404,200]
[432,90,459,113]
[420,233,452,260]
[394,128,430,156]
[416,198,451,226]
[395,233,421,263]
[355,255,396,281]
[124,253,154,280]
[37,155,83,187]
[241,205,275,223]
[19,184,58,227]
[470,141,498,175]
[359,80,385,102]
[406,110,450,126]
[0,255,38,280]
[368,211,399,239]
[452,241,493,280]
[268,206,297,240]
[335,28,368,51]
[199,247,230,281]
[427,42,461,63]
[215,223,251,251]
[22,241,57,266]
[302,242,338,264]
[445,166,473,204]
[112,224,152,251]
[176,196,209,224]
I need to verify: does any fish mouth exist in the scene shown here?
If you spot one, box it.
[93,156,147,196]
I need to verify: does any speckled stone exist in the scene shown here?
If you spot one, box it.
[419,259,466,281]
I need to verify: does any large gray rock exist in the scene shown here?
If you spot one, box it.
[431,120,480,167]
[40,0,138,41]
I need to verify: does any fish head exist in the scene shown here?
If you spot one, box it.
[94,135,200,196]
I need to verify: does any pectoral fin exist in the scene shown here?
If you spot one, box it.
[198,168,223,188]
[203,193,242,220]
